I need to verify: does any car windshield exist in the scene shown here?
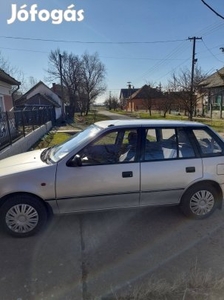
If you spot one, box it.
[48,124,102,162]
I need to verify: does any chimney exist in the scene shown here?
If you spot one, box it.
[52,83,56,92]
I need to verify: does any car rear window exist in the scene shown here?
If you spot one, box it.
[193,129,223,156]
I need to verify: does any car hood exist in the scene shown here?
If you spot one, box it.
[0,149,47,175]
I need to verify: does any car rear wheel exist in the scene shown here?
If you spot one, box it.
[0,194,48,237]
[180,184,217,219]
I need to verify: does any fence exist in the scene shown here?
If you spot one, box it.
[0,107,55,151]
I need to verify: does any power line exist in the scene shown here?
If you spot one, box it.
[195,21,224,37]
[155,57,191,83]
[100,56,186,61]
[0,46,48,54]
[0,35,187,44]
[134,40,190,83]
[201,0,224,20]
[0,45,188,61]
[201,39,224,63]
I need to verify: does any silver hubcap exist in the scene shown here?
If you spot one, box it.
[6,204,39,233]
[190,190,215,216]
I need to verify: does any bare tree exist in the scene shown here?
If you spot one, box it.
[0,51,24,92]
[22,76,39,92]
[46,49,106,117]
[64,53,83,117]
[168,66,207,120]
[46,48,61,82]
[0,52,11,72]
[156,94,173,118]
[140,84,163,116]
[80,52,107,115]
[104,96,120,110]
[46,48,83,118]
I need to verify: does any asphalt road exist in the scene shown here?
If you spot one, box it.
[1,205,224,300]
[98,110,132,120]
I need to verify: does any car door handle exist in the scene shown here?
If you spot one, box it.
[186,167,195,173]
[122,171,133,178]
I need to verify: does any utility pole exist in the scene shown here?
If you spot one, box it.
[109,91,111,110]
[127,81,132,112]
[219,47,224,118]
[188,36,202,120]
[59,53,65,123]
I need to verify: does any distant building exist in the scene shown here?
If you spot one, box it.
[198,67,224,117]
[119,87,139,109]
[119,84,190,114]
[126,85,164,111]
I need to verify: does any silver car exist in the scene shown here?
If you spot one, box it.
[1,119,224,237]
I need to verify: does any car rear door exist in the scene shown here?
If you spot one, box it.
[140,127,203,206]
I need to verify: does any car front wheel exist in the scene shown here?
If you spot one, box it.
[0,194,48,237]
[180,184,218,219]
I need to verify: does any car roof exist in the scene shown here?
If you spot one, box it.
[95,119,206,129]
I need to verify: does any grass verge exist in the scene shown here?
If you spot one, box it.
[104,267,224,300]
[75,112,110,124]
[114,110,224,133]
[32,132,71,150]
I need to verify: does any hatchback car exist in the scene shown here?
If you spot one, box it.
[0,119,224,237]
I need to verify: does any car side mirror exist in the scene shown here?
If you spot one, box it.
[67,154,82,167]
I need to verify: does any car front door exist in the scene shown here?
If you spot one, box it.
[55,128,141,213]
[140,127,203,206]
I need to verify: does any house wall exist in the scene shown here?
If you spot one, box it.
[4,95,13,111]
[126,98,168,111]
[126,96,188,112]
[0,81,13,112]
[126,99,148,111]
[197,86,224,117]
[27,84,62,119]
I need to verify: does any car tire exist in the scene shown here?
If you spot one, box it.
[180,184,218,219]
[0,194,48,237]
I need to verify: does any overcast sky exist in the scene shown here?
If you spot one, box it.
[1,0,224,102]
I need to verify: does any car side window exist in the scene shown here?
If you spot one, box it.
[177,129,195,158]
[77,129,139,165]
[144,128,165,160]
[193,129,223,156]
[144,128,195,161]
[119,130,138,162]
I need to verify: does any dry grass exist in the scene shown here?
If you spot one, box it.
[100,266,224,300]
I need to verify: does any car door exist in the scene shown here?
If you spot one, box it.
[140,127,203,206]
[55,128,141,213]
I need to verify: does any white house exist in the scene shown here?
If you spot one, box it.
[0,68,20,114]
[15,81,62,120]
